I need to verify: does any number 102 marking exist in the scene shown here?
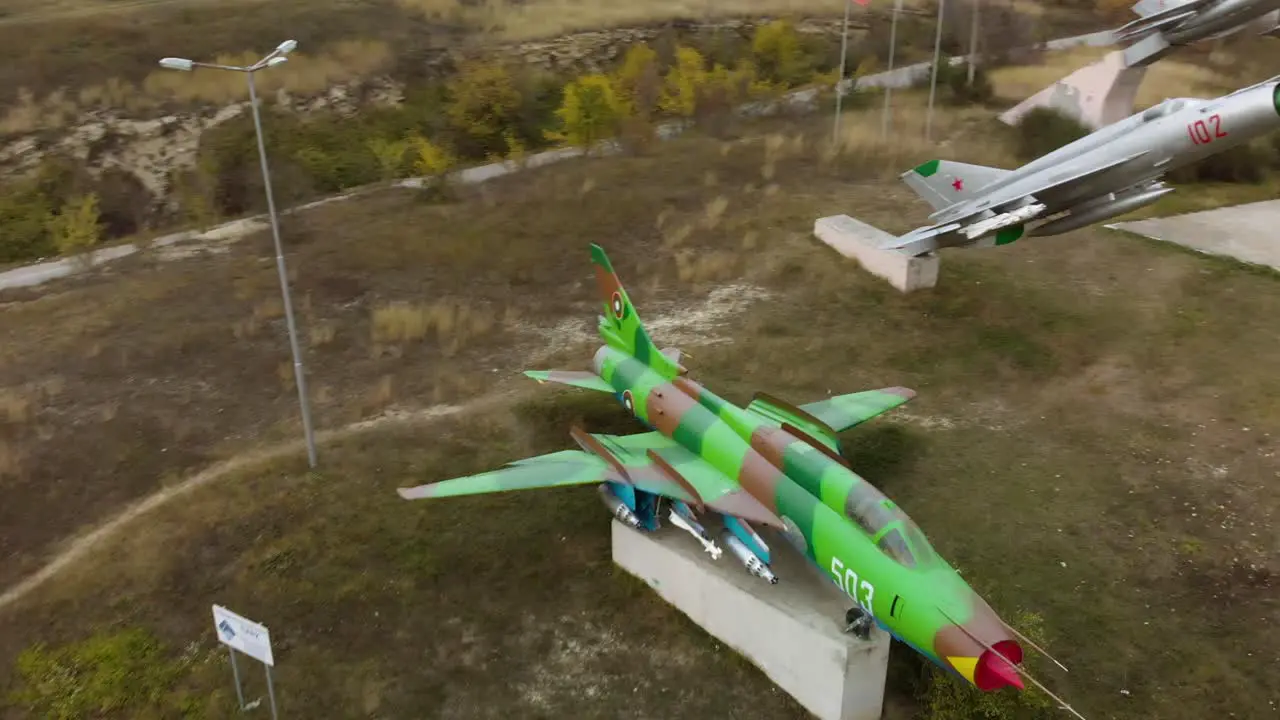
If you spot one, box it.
[1187,113,1227,145]
[830,556,875,614]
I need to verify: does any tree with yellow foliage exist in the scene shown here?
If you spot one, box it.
[367,137,410,182]
[46,193,102,266]
[751,19,811,87]
[659,46,709,118]
[409,135,457,201]
[547,74,623,150]
[445,60,523,159]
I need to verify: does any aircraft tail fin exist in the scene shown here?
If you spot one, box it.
[590,244,684,380]
[901,160,1012,213]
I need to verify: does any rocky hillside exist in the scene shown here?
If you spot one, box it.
[0,18,870,212]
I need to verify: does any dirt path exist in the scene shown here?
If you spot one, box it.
[0,281,774,613]
[0,401,482,613]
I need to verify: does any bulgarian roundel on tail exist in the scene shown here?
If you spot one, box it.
[590,244,684,380]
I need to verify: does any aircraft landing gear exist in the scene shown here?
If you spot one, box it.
[844,606,873,640]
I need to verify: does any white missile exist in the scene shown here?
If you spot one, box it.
[959,202,1047,240]
[667,506,722,559]
[723,532,778,584]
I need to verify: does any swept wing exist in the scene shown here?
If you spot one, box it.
[397,430,783,527]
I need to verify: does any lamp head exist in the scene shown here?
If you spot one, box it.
[158,57,194,72]
[276,39,298,54]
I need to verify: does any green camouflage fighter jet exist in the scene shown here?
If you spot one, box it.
[398,245,1082,714]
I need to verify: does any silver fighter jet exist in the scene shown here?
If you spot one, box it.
[1117,0,1280,67]
[882,78,1280,257]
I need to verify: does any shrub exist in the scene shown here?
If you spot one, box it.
[750,19,813,88]
[612,43,664,153]
[614,43,662,119]
[409,135,457,201]
[946,62,995,106]
[368,137,411,181]
[659,46,709,118]
[445,59,524,160]
[1013,107,1091,161]
[46,193,103,259]
[1167,141,1267,184]
[0,181,54,263]
[94,169,154,238]
[547,74,624,149]
[943,0,1039,68]
[920,60,994,107]
[510,68,569,153]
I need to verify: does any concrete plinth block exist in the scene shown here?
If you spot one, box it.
[612,520,890,720]
[998,50,1148,131]
[814,215,939,293]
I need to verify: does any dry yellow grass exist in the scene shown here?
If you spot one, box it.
[310,320,337,347]
[0,389,30,424]
[141,40,392,105]
[371,299,496,354]
[253,298,284,321]
[673,248,739,284]
[989,46,1232,110]
[0,38,392,134]
[830,97,1017,175]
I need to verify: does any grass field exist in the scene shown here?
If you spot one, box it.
[2,98,1279,718]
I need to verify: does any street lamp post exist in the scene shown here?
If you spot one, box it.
[159,40,319,469]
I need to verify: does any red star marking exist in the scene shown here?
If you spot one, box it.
[952,178,964,191]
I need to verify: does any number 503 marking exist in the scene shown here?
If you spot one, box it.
[830,556,875,614]
[1187,113,1228,145]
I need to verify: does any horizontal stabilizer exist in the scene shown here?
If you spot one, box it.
[524,369,614,392]
[878,223,962,256]
[800,387,916,434]
[397,450,610,499]
[903,159,1013,213]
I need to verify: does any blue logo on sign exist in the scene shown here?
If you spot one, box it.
[218,619,236,641]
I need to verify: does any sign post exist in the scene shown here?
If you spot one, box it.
[212,605,278,718]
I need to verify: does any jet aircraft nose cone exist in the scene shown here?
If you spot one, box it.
[976,642,1025,691]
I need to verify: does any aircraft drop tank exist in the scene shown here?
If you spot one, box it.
[1028,186,1174,237]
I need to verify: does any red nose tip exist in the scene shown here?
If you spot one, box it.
[975,640,1025,691]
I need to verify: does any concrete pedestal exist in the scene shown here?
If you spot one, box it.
[813,215,940,293]
[612,520,891,720]
[998,50,1147,131]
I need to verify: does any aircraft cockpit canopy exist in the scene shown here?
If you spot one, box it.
[845,483,939,569]
[1140,98,1193,122]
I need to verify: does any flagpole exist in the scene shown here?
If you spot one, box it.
[833,0,853,145]
[967,0,981,85]
[925,0,946,141]
[880,0,902,139]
